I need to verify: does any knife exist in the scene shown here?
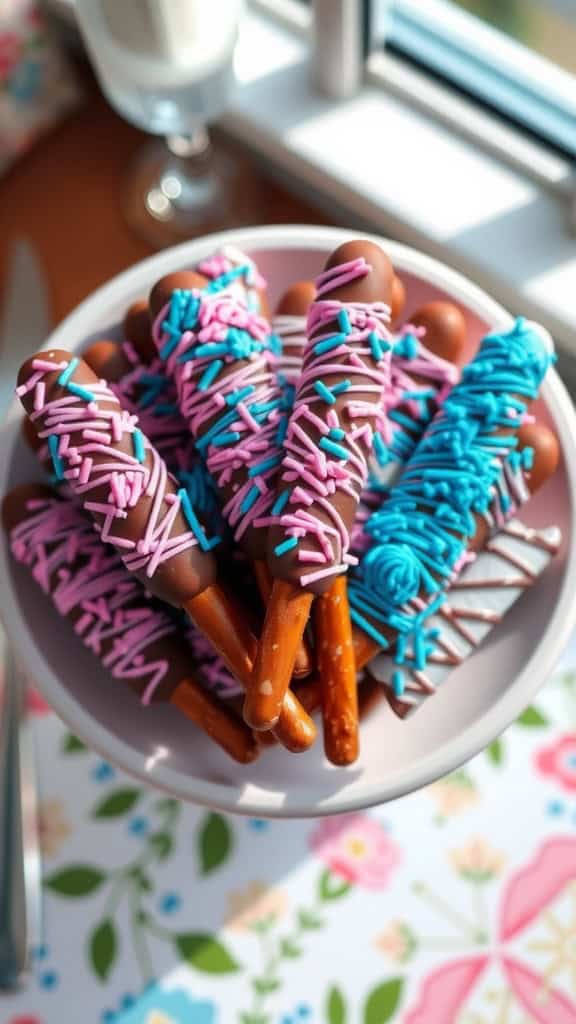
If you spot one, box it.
[0,238,51,987]
[0,239,51,413]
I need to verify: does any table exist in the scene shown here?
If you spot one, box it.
[3,92,576,1024]
[0,92,327,325]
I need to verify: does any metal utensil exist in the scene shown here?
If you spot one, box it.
[0,238,51,987]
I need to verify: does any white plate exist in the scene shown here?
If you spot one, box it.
[1,225,575,817]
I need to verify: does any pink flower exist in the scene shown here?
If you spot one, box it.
[0,33,23,82]
[405,837,576,1022]
[310,813,401,889]
[10,1017,43,1024]
[536,734,576,792]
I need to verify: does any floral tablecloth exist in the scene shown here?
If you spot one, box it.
[4,632,576,1024]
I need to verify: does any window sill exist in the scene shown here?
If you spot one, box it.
[225,7,576,359]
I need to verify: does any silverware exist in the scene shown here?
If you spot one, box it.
[0,238,51,988]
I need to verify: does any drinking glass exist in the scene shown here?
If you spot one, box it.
[74,0,259,247]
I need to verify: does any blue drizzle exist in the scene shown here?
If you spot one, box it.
[349,318,553,687]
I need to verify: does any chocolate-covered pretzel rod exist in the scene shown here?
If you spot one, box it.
[3,486,258,764]
[248,240,395,731]
[16,350,257,688]
[347,318,556,694]
[149,257,318,747]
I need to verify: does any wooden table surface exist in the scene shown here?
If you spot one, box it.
[0,90,326,326]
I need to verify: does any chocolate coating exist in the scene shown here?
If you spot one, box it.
[275,280,316,317]
[149,272,208,322]
[17,350,216,606]
[84,339,133,382]
[267,239,395,594]
[390,275,406,324]
[122,300,157,364]
[411,301,467,365]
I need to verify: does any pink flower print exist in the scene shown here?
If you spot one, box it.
[10,1017,44,1024]
[536,733,576,792]
[0,33,23,83]
[404,837,576,1022]
[310,814,401,890]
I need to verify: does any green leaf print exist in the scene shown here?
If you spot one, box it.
[326,984,348,1024]
[517,705,548,727]
[62,733,87,754]
[252,977,281,995]
[279,937,302,958]
[90,918,117,982]
[298,909,323,930]
[175,933,240,973]
[487,738,504,766]
[363,978,404,1024]
[45,865,107,897]
[148,831,173,861]
[198,812,233,874]
[92,788,141,819]
[240,1014,270,1024]
[318,868,352,902]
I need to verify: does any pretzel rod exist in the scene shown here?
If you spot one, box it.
[3,486,258,764]
[314,576,359,765]
[16,350,259,687]
[371,517,561,715]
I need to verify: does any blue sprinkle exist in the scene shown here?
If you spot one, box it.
[276,415,289,445]
[194,342,229,358]
[373,434,389,467]
[314,380,336,404]
[225,385,255,407]
[338,308,351,333]
[274,536,298,557]
[197,359,223,391]
[349,607,390,648]
[240,485,261,514]
[329,426,346,441]
[67,382,95,403]
[211,430,241,447]
[272,490,290,516]
[369,331,384,362]
[392,671,405,697]
[332,379,351,395]
[314,332,347,356]
[319,437,349,461]
[57,356,79,387]
[132,428,145,464]
[178,488,219,552]
[48,435,64,480]
[249,455,282,477]
[153,403,179,417]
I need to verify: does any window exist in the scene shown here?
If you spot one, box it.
[374,0,576,157]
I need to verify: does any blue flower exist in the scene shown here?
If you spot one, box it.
[159,891,182,915]
[31,943,49,961]
[101,1011,115,1024]
[92,760,116,783]
[112,983,216,1024]
[248,818,270,832]
[129,816,149,836]
[39,968,59,990]
[297,1005,311,1018]
[547,799,566,816]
